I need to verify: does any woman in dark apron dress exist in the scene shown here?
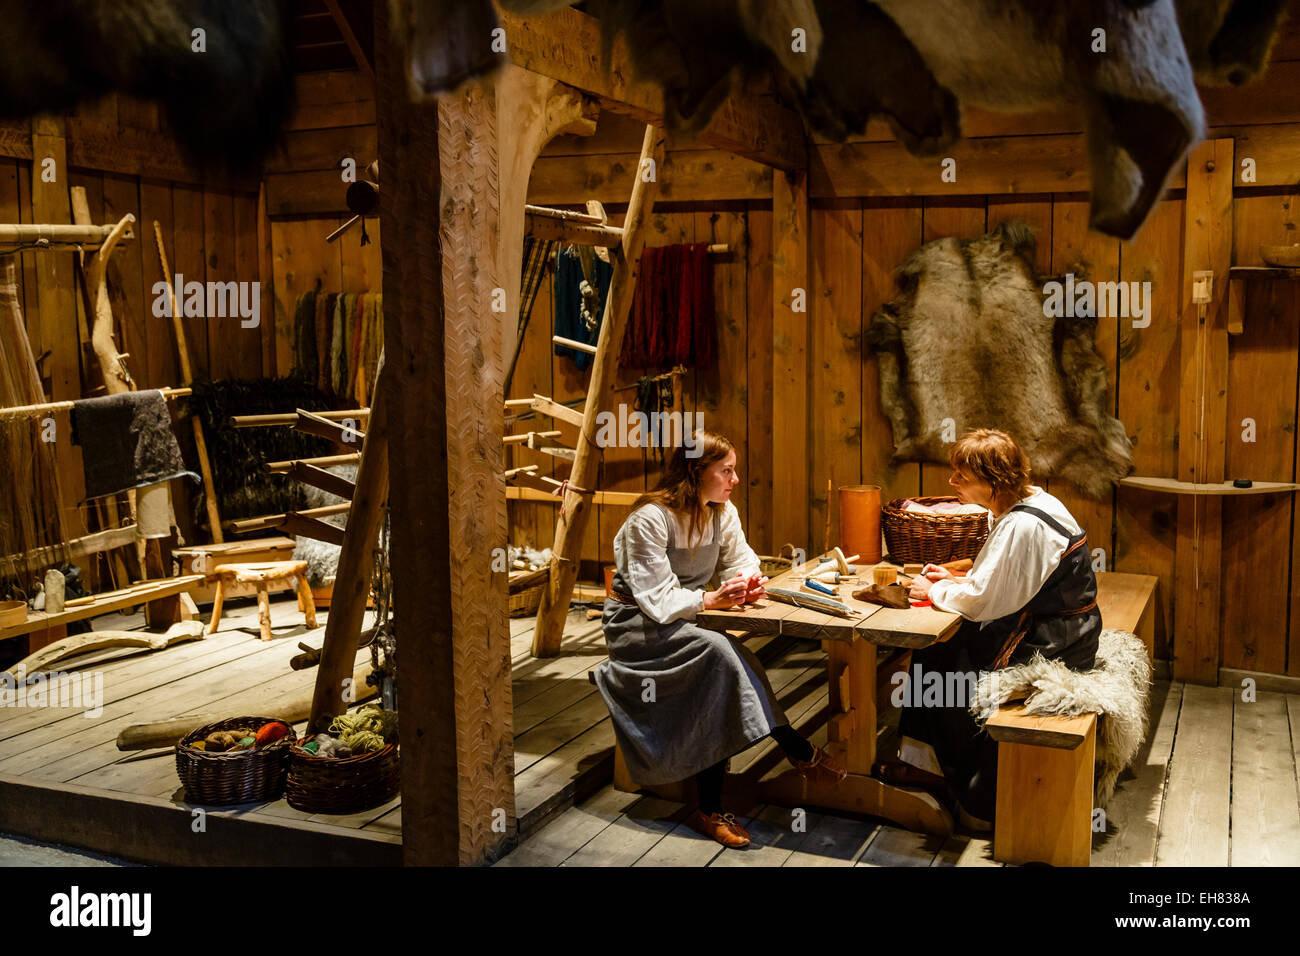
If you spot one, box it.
[894,429,1101,831]
[594,429,846,849]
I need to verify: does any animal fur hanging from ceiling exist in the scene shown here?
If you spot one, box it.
[865,221,1134,500]
[428,0,1290,241]
[0,0,294,171]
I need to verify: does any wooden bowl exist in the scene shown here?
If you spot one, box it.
[1260,244,1300,268]
[0,600,27,628]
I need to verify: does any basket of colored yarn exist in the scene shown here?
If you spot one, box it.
[285,705,399,814]
[175,716,296,806]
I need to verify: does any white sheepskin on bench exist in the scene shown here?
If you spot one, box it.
[969,628,1151,808]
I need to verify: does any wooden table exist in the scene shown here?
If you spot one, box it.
[698,557,963,836]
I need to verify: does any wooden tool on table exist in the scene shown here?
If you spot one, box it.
[768,587,853,617]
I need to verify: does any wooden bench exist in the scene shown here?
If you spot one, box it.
[171,536,298,604]
[206,561,317,641]
[1095,570,1159,663]
[0,575,205,653]
[985,571,1158,866]
[986,705,1097,866]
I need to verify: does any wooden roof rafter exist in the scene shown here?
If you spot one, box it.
[500,6,807,172]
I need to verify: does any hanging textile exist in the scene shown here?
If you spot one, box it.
[554,245,613,371]
[0,255,70,590]
[621,242,715,370]
[505,237,557,394]
[292,289,318,381]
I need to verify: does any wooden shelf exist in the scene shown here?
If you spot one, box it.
[1229,266,1300,280]
[1119,476,1300,496]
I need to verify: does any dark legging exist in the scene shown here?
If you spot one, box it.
[696,724,815,814]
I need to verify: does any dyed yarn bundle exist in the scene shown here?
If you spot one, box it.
[291,291,383,404]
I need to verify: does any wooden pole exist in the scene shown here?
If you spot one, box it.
[308,358,388,733]
[153,220,224,543]
[1173,139,1232,684]
[772,165,811,553]
[531,125,666,658]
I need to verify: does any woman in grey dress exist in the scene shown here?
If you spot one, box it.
[594,429,845,848]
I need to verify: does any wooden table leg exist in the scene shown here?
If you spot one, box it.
[827,636,876,773]
[757,635,954,837]
[207,578,225,635]
[295,572,318,629]
[256,586,272,641]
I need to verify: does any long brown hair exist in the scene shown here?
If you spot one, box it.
[949,428,1033,512]
[632,429,734,550]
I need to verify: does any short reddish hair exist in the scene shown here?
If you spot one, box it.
[949,429,1032,508]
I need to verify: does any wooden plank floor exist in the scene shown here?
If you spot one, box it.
[499,675,1300,867]
[7,592,1300,866]
[0,591,640,857]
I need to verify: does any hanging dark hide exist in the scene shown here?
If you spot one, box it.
[0,0,294,171]
[865,222,1134,500]
[1176,0,1291,86]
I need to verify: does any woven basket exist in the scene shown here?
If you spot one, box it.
[176,716,295,806]
[509,568,547,618]
[882,496,989,565]
[286,736,400,814]
[759,555,792,578]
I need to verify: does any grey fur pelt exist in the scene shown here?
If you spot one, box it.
[291,464,355,586]
[866,220,1134,499]
[969,628,1152,808]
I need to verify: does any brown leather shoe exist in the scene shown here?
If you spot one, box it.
[791,745,848,785]
[685,810,751,848]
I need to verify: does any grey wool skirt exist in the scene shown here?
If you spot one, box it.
[593,599,788,786]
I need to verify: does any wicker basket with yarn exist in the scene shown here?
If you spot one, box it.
[286,706,400,814]
[882,496,989,565]
[176,716,295,806]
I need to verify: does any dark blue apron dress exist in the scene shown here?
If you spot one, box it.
[898,503,1101,819]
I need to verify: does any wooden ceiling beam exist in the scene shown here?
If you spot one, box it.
[322,0,375,90]
[499,6,806,171]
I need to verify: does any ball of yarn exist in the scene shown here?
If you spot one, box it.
[342,730,386,754]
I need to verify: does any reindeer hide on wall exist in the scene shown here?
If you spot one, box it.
[865,222,1134,500]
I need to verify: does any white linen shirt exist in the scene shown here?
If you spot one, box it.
[613,500,762,625]
[928,486,1079,624]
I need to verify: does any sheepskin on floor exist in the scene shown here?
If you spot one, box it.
[969,628,1151,808]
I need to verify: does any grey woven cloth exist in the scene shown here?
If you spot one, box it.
[594,506,786,785]
[71,390,197,500]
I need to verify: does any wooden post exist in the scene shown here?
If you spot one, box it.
[376,0,514,865]
[1174,139,1232,684]
[30,116,88,546]
[772,165,810,553]
[307,360,388,733]
[153,221,224,543]
[531,125,666,658]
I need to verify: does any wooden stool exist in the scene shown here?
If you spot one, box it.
[985,704,1098,867]
[207,561,317,641]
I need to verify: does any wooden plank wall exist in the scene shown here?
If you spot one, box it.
[513,53,1300,679]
